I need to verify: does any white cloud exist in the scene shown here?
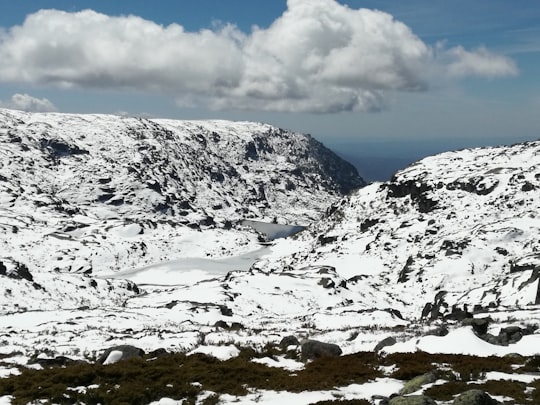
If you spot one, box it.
[0,93,57,112]
[438,45,518,78]
[0,0,519,113]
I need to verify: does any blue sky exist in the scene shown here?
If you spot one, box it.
[0,0,539,173]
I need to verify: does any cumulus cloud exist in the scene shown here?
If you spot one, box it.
[0,93,57,112]
[0,0,518,113]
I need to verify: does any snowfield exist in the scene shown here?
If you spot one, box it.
[1,109,540,404]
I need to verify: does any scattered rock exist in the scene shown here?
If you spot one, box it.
[0,261,33,282]
[451,389,499,405]
[426,325,449,337]
[219,305,233,317]
[389,395,437,405]
[30,355,85,368]
[399,371,439,395]
[97,345,145,365]
[445,306,473,322]
[374,336,397,352]
[478,325,534,346]
[280,335,300,348]
[214,320,229,329]
[148,348,169,358]
[301,340,342,360]
[462,317,490,335]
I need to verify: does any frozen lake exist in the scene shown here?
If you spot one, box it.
[104,221,304,286]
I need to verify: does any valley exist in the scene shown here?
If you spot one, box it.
[0,109,539,404]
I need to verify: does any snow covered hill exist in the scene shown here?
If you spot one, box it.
[0,108,363,279]
[245,139,540,323]
[2,109,540,404]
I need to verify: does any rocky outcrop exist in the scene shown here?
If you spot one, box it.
[452,389,500,405]
[301,340,342,360]
[374,336,397,352]
[398,371,439,395]
[97,345,145,365]
[389,395,437,405]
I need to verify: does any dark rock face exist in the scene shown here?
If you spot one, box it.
[451,389,499,405]
[0,261,33,282]
[303,135,366,194]
[384,180,438,213]
[462,317,490,336]
[40,137,89,157]
[97,345,145,364]
[301,340,342,360]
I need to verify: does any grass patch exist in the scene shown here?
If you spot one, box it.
[0,350,381,404]
[385,352,516,381]
[425,379,528,403]
[0,348,536,404]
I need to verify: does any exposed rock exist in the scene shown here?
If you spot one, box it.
[462,317,490,335]
[426,325,449,337]
[0,261,33,282]
[219,305,233,317]
[399,371,439,395]
[301,340,342,360]
[214,320,229,329]
[30,355,85,368]
[451,389,500,405]
[389,395,437,405]
[374,336,397,352]
[147,348,169,358]
[280,335,300,348]
[445,306,473,322]
[97,345,145,365]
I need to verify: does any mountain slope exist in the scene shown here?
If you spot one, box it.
[0,108,364,278]
[245,140,540,323]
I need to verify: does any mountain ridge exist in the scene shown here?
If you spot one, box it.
[0,108,364,277]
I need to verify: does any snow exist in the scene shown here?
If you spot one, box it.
[218,379,403,405]
[2,109,540,404]
[485,371,540,383]
[251,356,305,371]
[188,345,240,361]
[384,327,540,357]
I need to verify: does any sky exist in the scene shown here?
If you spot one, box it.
[0,0,539,179]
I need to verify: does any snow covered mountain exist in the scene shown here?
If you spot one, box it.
[2,109,540,403]
[0,108,363,279]
[245,139,540,323]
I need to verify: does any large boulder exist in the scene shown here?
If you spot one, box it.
[399,371,439,395]
[462,317,490,335]
[389,395,437,405]
[280,335,300,348]
[301,340,342,360]
[97,345,145,365]
[452,389,500,405]
[374,336,397,352]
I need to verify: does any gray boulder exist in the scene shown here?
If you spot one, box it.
[399,371,439,395]
[462,317,490,335]
[280,335,300,348]
[301,339,342,360]
[374,336,397,352]
[389,395,437,405]
[97,344,145,365]
[452,389,500,405]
